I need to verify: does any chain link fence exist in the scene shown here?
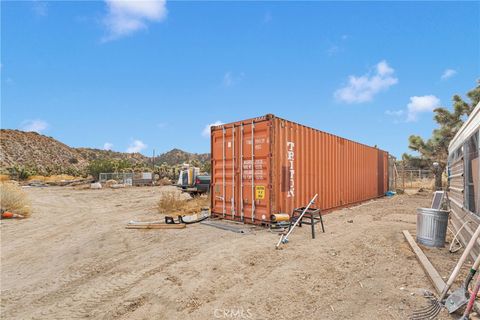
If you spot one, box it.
[99,173,133,186]
[396,169,434,190]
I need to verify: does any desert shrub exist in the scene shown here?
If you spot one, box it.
[0,182,31,217]
[157,177,172,186]
[157,191,209,214]
[68,157,79,164]
[65,167,81,177]
[201,162,211,174]
[7,166,35,181]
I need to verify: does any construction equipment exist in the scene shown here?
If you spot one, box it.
[445,254,480,313]
[411,223,480,320]
[275,194,318,249]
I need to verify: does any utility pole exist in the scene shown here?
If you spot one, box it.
[152,149,155,171]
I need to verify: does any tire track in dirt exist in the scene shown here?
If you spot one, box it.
[6,248,197,320]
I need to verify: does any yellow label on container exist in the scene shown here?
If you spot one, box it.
[255,186,265,200]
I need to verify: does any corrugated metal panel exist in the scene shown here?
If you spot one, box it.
[449,102,480,152]
[211,114,389,225]
[448,136,480,259]
[450,200,480,260]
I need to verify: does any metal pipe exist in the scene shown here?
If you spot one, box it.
[448,173,464,179]
[251,121,255,223]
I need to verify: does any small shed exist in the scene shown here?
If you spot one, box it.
[448,102,480,257]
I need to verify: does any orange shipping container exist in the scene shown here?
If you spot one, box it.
[210,114,389,225]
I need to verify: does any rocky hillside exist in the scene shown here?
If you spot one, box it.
[0,129,209,176]
[0,130,88,175]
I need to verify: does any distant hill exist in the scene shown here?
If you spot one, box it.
[76,148,150,165]
[0,129,209,176]
[0,130,88,176]
[155,148,210,166]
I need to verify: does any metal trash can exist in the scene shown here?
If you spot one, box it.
[416,208,450,247]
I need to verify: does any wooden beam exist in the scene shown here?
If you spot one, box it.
[126,224,186,229]
[403,230,446,294]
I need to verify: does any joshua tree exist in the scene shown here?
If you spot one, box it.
[408,81,479,190]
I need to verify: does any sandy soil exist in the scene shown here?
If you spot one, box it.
[0,186,467,320]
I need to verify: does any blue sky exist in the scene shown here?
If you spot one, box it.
[1,1,479,158]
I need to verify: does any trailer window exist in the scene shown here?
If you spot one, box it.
[465,129,479,215]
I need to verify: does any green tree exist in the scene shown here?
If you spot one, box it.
[201,161,211,174]
[407,81,479,190]
[190,159,201,168]
[87,159,131,180]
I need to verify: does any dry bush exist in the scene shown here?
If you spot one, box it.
[157,191,209,214]
[0,175,10,182]
[0,182,31,217]
[105,179,118,188]
[157,191,185,213]
[28,175,78,182]
[183,195,210,214]
[157,178,172,186]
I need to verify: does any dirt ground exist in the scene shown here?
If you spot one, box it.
[0,186,472,319]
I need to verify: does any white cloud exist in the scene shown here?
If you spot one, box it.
[406,95,440,122]
[385,109,404,117]
[334,60,398,103]
[202,121,223,138]
[223,72,244,87]
[103,142,114,150]
[441,69,457,80]
[102,0,167,41]
[20,119,49,133]
[32,1,48,17]
[126,139,147,153]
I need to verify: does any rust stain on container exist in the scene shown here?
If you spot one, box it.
[210,114,389,224]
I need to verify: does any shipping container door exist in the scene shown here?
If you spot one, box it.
[211,126,234,218]
[211,121,271,223]
[377,150,388,196]
[239,121,271,222]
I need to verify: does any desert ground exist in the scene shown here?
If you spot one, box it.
[0,186,471,320]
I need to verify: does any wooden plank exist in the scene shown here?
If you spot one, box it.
[403,230,446,294]
[126,224,186,229]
